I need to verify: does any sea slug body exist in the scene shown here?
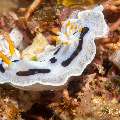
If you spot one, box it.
[0,5,109,91]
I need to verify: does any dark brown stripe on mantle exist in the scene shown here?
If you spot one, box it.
[16,69,51,76]
[61,27,89,67]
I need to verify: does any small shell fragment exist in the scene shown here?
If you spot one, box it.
[22,33,48,60]
[109,50,120,69]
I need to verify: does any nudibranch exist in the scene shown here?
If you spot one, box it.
[0,5,109,91]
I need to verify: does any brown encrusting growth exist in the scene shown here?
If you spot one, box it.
[25,0,43,20]
[0,0,120,120]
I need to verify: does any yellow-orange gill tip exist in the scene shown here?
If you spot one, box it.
[3,32,15,56]
[0,51,11,64]
[66,20,71,28]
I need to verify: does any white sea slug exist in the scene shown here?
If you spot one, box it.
[0,5,109,91]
